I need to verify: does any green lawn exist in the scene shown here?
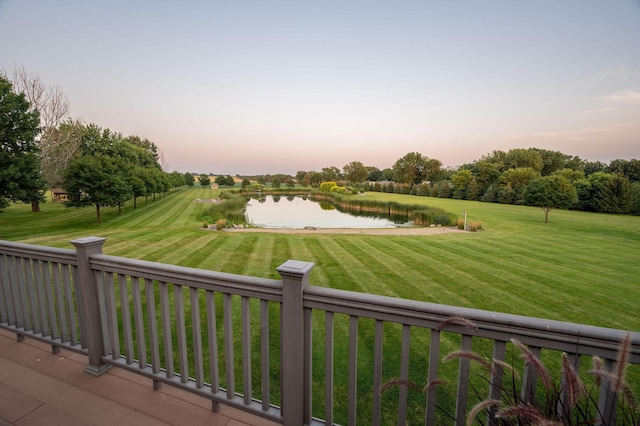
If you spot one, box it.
[2,187,639,423]
[3,187,638,332]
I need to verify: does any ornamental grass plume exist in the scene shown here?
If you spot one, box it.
[511,338,554,391]
[561,353,587,408]
[436,316,479,333]
[495,403,562,425]
[443,350,493,375]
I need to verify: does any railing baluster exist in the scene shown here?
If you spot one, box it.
[348,315,358,426]
[131,276,147,369]
[488,340,506,425]
[455,334,473,426]
[190,287,204,388]
[223,292,235,398]
[0,253,13,324]
[260,298,270,412]
[20,257,34,332]
[372,319,383,426]
[206,290,219,392]
[303,307,313,425]
[118,274,134,364]
[52,263,68,342]
[41,261,59,352]
[241,296,252,404]
[521,345,541,403]
[398,324,411,426]
[61,265,78,346]
[71,265,87,349]
[144,279,160,374]
[95,270,110,355]
[104,272,120,359]
[597,358,617,425]
[175,284,189,383]
[426,329,441,425]
[35,260,50,336]
[62,264,78,346]
[159,281,174,378]
[324,311,334,426]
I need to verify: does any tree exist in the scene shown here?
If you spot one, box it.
[63,154,130,223]
[199,174,211,187]
[2,65,71,211]
[366,167,383,181]
[392,152,445,185]
[523,175,577,223]
[39,119,84,189]
[0,76,44,212]
[321,166,341,182]
[594,173,632,214]
[271,177,281,188]
[129,167,149,208]
[241,178,250,188]
[183,172,195,186]
[295,171,308,184]
[392,152,425,185]
[504,148,543,173]
[308,171,322,187]
[342,161,368,184]
[500,167,540,202]
[450,169,473,199]
[215,175,231,186]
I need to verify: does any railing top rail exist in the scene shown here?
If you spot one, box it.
[305,285,640,362]
[0,239,77,265]
[90,253,283,301]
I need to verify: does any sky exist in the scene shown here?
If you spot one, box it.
[1,1,639,175]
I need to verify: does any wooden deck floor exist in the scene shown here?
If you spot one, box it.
[0,328,279,426]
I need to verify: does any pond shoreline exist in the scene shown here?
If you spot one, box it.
[220,226,465,236]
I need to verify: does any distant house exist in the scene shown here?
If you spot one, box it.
[51,188,68,202]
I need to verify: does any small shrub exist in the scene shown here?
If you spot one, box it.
[202,221,209,229]
[435,214,453,226]
[215,219,227,230]
[468,221,483,232]
[456,218,465,230]
[320,181,337,192]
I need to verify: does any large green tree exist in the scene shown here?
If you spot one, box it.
[63,154,130,223]
[342,161,368,184]
[0,76,45,212]
[523,175,577,223]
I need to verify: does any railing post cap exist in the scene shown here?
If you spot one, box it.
[277,260,314,278]
[70,236,107,248]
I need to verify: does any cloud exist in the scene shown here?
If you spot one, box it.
[580,67,640,87]
[602,89,640,104]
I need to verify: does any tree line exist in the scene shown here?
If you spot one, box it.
[0,70,195,222]
[242,150,639,220]
[3,66,638,224]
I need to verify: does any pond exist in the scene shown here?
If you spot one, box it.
[245,196,411,229]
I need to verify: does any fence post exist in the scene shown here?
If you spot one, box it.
[277,260,314,426]
[71,236,111,377]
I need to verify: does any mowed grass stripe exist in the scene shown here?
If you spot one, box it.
[462,235,633,294]
[316,236,396,296]
[352,236,472,304]
[389,237,565,319]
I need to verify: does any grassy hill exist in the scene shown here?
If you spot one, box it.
[1,187,639,332]
[2,187,639,423]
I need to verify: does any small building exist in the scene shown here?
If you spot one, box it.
[51,188,68,202]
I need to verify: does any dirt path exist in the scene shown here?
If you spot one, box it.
[221,226,465,236]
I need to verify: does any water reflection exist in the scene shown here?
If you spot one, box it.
[245,196,409,229]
